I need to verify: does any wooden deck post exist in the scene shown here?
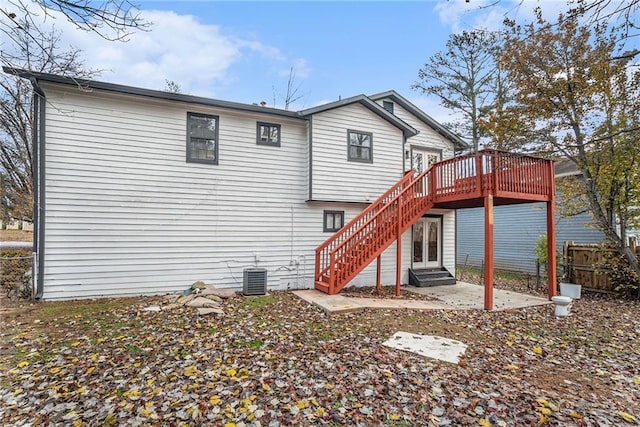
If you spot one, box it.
[376,254,382,295]
[484,195,494,310]
[396,199,402,297]
[546,201,557,299]
[547,161,557,299]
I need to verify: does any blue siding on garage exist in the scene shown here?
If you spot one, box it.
[456,203,605,274]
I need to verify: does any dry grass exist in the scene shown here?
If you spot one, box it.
[0,230,33,242]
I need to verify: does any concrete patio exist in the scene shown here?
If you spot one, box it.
[294,281,552,314]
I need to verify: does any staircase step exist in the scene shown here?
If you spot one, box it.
[414,271,452,279]
[413,277,457,287]
[409,268,456,287]
[314,281,330,293]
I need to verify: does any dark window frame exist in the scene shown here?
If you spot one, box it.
[186,112,219,165]
[256,121,281,147]
[347,129,373,163]
[323,210,345,232]
[382,101,394,114]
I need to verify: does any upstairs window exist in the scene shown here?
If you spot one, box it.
[323,210,344,232]
[187,112,218,164]
[382,101,394,114]
[347,130,373,163]
[257,122,281,146]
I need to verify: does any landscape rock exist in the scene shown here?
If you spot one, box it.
[203,295,223,303]
[191,281,207,290]
[199,285,236,299]
[175,294,196,305]
[186,296,221,308]
[196,307,224,315]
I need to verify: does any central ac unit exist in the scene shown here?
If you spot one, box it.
[243,268,267,296]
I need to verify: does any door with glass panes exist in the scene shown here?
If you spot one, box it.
[411,148,440,194]
[412,217,441,269]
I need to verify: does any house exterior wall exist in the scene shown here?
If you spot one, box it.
[38,83,456,299]
[456,203,605,274]
[374,98,455,163]
[309,103,404,203]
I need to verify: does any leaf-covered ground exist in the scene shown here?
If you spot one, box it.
[1,288,639,426]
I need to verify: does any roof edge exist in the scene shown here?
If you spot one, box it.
[3,66,302,119]
[300,94,418,137]
[369,90,468,149]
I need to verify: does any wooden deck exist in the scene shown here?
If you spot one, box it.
[314,149,556,308]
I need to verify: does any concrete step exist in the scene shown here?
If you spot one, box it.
[409,268,456,287]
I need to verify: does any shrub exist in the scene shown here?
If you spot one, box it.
[596,249,640,298]
[533,234,563,282]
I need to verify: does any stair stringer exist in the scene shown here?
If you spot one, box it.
[328,199,434,294]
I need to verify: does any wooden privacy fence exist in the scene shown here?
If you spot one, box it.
[563,241,616,292]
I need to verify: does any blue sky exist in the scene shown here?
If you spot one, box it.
[5,0,575,122]
[141,1,456,104]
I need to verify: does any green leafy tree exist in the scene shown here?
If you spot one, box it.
[483,11,640,280]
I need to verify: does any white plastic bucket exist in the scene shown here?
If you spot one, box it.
[560,282,581,300]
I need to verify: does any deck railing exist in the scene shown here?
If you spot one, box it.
[314,149,554,294]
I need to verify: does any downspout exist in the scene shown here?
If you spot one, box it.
[30,77,46,299]
[308,116,313,201]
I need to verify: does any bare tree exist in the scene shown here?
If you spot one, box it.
[273,67,305,110]
[0,24,99,221]
[412,30,508,152]
[164,79,182,94]
[1,0,148,75]
[568,0,639,43]
[0,0,145,221]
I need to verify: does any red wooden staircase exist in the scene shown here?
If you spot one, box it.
[314,150,555,295]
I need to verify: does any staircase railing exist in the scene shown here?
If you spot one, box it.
[314,170,415,290]
[314,149,554,294]
[315,165,436,294]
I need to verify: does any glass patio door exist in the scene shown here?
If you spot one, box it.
[412,217,441,269]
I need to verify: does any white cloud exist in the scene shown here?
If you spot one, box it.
[433,0,494,33]
[3,1,306,98]
[62,10,277,96]
[434,0,576,33]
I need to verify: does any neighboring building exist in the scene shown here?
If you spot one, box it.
[6,67,467,299]
[456,161,605,274]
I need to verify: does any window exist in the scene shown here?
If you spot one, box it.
[257,122,281,146]
[382,101,394,114]
[187,112,219,164]
[347,130,373,163]
[323,210,344,232]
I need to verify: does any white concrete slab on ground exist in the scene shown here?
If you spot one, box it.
[383,331,467,364]
[293,289,449,314]
[406,281,552,311]
[294,290,365,314]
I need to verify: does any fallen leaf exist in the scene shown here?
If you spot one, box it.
[618,412,637,423]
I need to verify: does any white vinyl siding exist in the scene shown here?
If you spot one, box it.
[41,84,320,299]
[38,83,457,299]
[310,103,404,203]
[376,98,455,161]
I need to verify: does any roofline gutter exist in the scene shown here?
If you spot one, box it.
[3,66,302,120]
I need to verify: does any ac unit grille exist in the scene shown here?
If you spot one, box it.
[243,268,267,296]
